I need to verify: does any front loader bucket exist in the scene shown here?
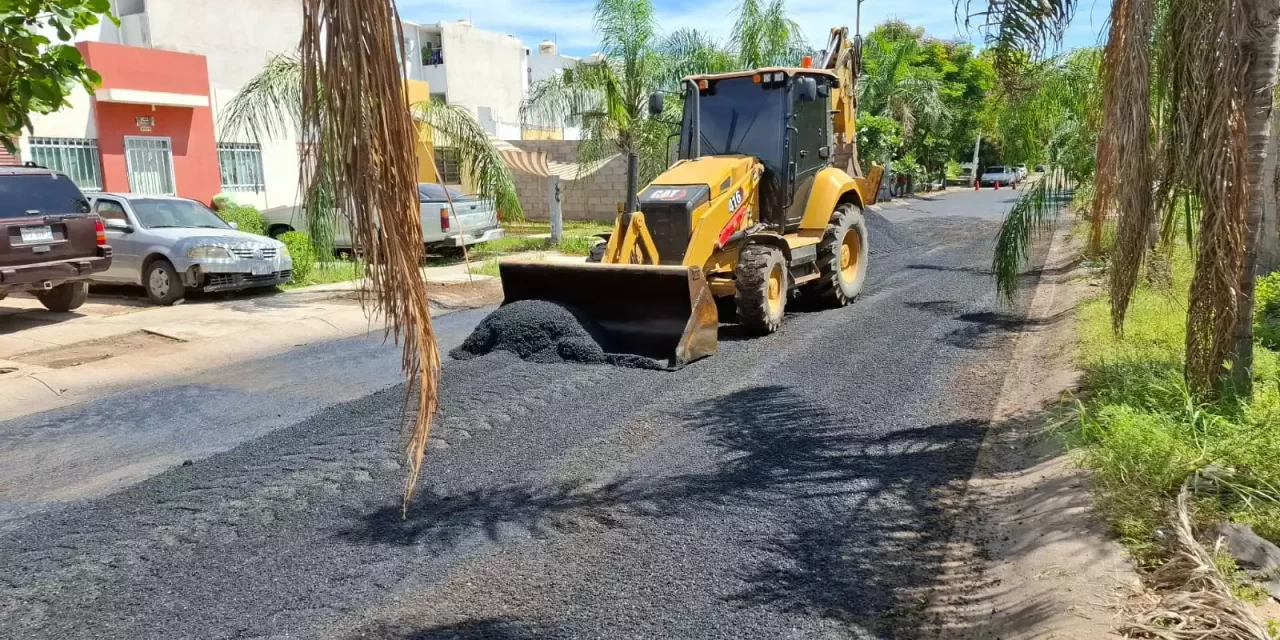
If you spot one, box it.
[498,261,718,368]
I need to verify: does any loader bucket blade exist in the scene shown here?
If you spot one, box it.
[498,261,718,367]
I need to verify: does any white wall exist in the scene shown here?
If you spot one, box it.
[210,89,302,211]
[439,21,525,125]
[145,0,303,90]
[24,86,97,142]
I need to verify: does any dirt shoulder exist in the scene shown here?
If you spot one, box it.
[925,223,1142,639]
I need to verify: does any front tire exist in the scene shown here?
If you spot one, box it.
[805,203,869,307]
[36,282,88,312]
[144,259,185,306]
[735,243,787,335]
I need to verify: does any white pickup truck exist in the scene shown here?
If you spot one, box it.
[979,166,1020,188]
[261,183,504,251]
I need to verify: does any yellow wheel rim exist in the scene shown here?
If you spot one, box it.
[767,264,784,315]
[840,229,862,283]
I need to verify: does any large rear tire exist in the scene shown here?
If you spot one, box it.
[805,203,868,307]
[735,243,787,335]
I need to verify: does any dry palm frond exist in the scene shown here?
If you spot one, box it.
[1163,0,1251,399]
[1101,0,1157,334]
[299,0,439,513]
[1121,484,1271,639]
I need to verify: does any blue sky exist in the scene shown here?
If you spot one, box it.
[398,0,1110,58]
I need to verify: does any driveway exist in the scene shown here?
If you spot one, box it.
[0,190,1050,639]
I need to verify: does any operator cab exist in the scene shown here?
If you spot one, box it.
[677,68,836,233]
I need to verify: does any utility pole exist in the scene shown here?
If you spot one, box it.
[548,175,563,245]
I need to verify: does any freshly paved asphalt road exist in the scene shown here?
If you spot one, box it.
[0,189,1048,639]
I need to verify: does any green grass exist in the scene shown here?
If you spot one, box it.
[1072,246,1280,565]
[473,258,501,277]
[503,220,613,237]
[280,260,362,290]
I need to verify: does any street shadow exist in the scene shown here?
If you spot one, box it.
[0,310,86,335]
[906,256,1081,279]
[348,618,560,640]
[904,299,1072,351]
[340,384,1062,636]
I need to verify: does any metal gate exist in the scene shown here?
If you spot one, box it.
[124,137,176,195]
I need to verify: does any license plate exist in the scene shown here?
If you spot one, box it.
[251,263,273,276]
[20,226,53,244]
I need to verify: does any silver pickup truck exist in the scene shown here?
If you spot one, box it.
[262,183,504,250]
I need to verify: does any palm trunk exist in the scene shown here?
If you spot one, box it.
[1258,104,1280,275]
[1229,0,1280,395]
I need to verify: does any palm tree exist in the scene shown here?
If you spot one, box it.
[730,0,809,68]
[521,0,812,184]
[226,0,521,509]
[220,53,523,248]
[857,34,947,140]
[976,0,1280,398]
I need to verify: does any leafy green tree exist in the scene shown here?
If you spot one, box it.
[0,0,116,152]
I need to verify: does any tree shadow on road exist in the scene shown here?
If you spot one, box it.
[349,617,561,640]
[338,383,1084,637]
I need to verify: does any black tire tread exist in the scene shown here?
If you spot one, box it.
[145,259,185,306]
[36,282,88,312]
[735,243,785,335]
[805,202,868,307]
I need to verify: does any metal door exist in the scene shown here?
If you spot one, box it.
[93,197,139,282]
[124,137,176,195]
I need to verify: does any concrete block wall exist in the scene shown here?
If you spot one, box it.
[507,140,629,222]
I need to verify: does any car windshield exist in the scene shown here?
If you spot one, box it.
[418,184,474,202]
[131,199,229,229]
[986,166,1005,173]
[0,174,90,218]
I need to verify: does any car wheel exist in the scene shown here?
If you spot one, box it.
[144,259,185,306]
[36,282,88,312]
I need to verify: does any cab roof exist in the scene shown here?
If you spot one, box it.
[683,66,838,83]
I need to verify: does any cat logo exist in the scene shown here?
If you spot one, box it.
[650,188,688,201]
[728,187,745,212]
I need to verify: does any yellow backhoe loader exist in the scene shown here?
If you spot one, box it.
[499,27,884,367]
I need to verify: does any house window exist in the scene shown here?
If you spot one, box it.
[433,148,461,184]
[218,143,265,193]
[28,137,102,191]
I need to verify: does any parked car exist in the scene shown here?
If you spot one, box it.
[1014,163,1029,179]
[0,166,112,311]
[957,162,977,186]
[260,183,505,251]
[979,166,1020,187]
[1034,164,1047,173]
[89,194,293,305]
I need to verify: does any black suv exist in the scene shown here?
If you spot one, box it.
[0,166,112,311]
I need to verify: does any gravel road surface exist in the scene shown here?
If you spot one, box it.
[0,190,1050,639]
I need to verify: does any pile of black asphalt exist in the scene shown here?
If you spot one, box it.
[450,299,667,370]
[864,208,920,255]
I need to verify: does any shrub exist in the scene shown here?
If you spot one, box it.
[212,193,237,211]
[280,231,316,284]
[1256,271,1280,349]
[216,204,267,236]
